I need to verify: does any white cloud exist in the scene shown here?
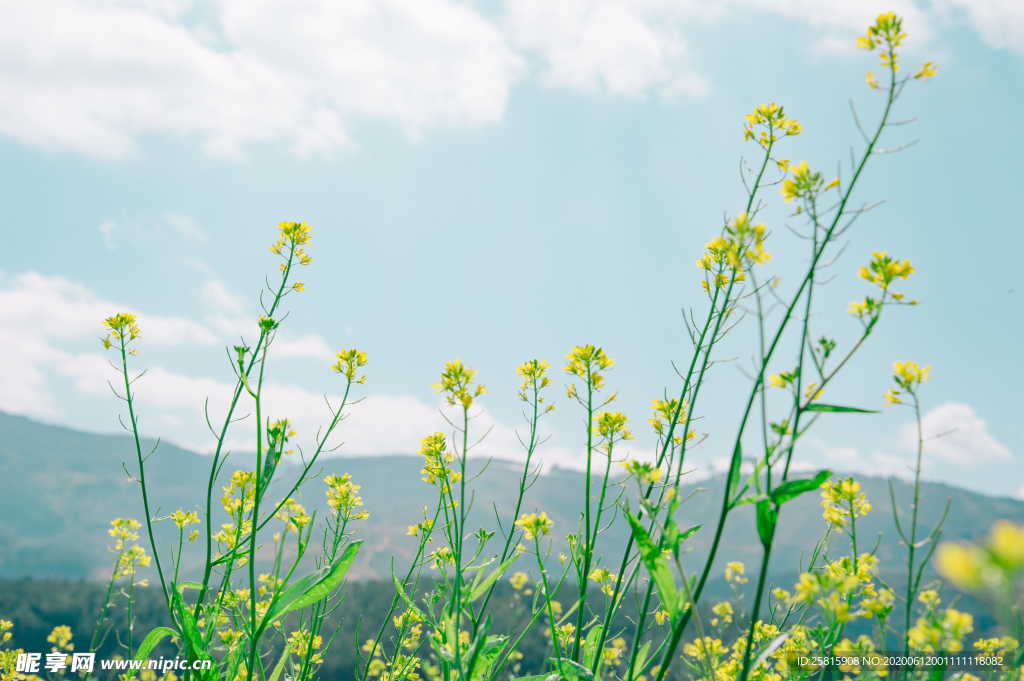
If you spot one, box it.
[0,271,218,346]
[0,271,581,465]
[822,445,915,480]
[901,402,1012,463]
[0,0,522,159]
[163,213,208,244]
[2,0,1022,158]
[95,214,209,249]
[504,1,711,97]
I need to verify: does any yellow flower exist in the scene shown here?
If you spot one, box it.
[509,571,529,590]
[989,521,1024,569]
[168,509,200,530]
[419,432,458,488]
[820,478,872,529]
[893,360,931,385]
[725,561,747,584]
[47,625,74,651]
[623,459,663,484]
[516,359,552,402]
[918,589,941,608]
[710,601,734,626]
[433,359,485,409]
[866,71,879,89]
[858,251,915,290]
[102,312,141,349]
[565,345,614,391]
[515,512,553,540]
[331,348,368,383]
[936,543,986,589]
[324,473,369,521]
[595,411,632,441]
[780,160,828,203]
[275,498,311,532]
[914,61,937,79]
[742,102,801,148]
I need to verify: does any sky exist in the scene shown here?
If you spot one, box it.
[0,0,1021,499]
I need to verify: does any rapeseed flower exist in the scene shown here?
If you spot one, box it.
[331,348,368,384]
[515,512,553,540]
[434,359,485,409]
[565,345,614,391]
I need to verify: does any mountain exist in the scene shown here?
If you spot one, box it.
[2,411,1022,583]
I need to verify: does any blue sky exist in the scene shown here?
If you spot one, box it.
[1,0,1021,498]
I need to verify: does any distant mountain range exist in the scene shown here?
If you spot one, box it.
[2,411,1022,583]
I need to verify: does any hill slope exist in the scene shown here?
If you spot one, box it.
[2,411,1021,582]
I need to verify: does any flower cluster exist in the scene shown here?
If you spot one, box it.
[696,212,771,292]
[623,459,663,485]
[419,432,459,489]
[820,477,872,529]
[788,554,883,623]
[857,11,935,82]
[324,473,369,521]
[221,470,257,516]
[270,221,313,268]
[884,360,932,404]
[742,102,801,148]
[266,419,296,458]
[101,312,141,351]
[858,251,915,290]
[908,607,974,654]
[780,160,839,203]
[331,348,368,384]
[648,398,691,440]
[725,561,747,584]
[594,411,632,442]
[433,359,485,409]
[275,498,311,533]
[515,358,554,411]
[588,567,617,596]
[286,630,324,666]
[565,345,614,393]
[515,512,553,541]
[937,520,1024,590]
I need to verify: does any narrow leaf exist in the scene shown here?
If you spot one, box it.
[804,403,877,414]
[770,470,832,505]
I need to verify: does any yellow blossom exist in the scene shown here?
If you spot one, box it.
[515,512,553,540]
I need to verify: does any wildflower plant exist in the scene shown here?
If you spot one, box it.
[7,11,1021,681]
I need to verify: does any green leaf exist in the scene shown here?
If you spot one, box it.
[770,470,832,505]
[264,540,361,624]
[804,403,878,414]
[755,499,778,548]
[552,658,595,681]
[171,589,210,668]
[266,647,291,681]
[123,627,177,680]
[469,635,508,681]
[632,640,652,675]
[726,441,743,506]
[582,624,604,670]
[625,512,680,618]
[391,573,421,614]
[468,553,519,603]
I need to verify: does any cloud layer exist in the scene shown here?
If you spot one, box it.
[0,270,577,468]
[0,0,1020,158]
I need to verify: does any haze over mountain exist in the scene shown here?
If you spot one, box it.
[2,411,1021,583]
